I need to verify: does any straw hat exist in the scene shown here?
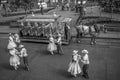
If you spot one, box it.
[49,34,53,37]
[73,50,78,55]
[9,33,12,36]
[58,33,62,37]
[82,49,88,54]
[19,45,24,48]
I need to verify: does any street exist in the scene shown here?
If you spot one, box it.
[0,37,120,80]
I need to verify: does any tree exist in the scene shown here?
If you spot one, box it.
[98,0,120,12]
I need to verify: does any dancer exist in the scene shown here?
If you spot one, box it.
[81,49,90,79]
[19,45,29,71]
[9,48,20,70]
[47,34,57,55]
[14,33,21,47]
[7,33,17,50]
[68,50,81,77]
[56,33,63,55]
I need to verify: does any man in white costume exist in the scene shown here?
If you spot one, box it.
[81,49,90,79]
[56,33,63,55]
[19,45,29,71]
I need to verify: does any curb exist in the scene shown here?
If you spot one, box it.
[0,31,19,34]
[71,36,120,40]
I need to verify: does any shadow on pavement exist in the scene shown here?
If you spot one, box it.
[0,63,13,70]
[36,50,50,56]
[56,69,72,78]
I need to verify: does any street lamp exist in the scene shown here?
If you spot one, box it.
[76,0,87,24]
[79,0,87,17]
[38,1,43,15]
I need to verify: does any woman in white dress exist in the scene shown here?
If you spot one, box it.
[9,48,20,70]
[7,33,17,50]
[47,34,57,55]
[68,50,81,77]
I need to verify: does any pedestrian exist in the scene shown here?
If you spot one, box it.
[64,23,70,40]
[90,25,96,45]
[61,3,65,11]
[9,48,20,70]
[19,45,29,71]
[76,26,81,43]
[40,2,44,15]
[103,24,107,33]
[47,34,57,55]
[56,33,63,55]
[81,49,90,79]
[68,50,81,77]
[66,3,69,11]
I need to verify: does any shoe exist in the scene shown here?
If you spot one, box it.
[25,66,29,71]
[15,67,17,70]
[26,68,29,71]
[77,41,81,43]
[82,74,85,78]
[90,42,94,45]
[73,74,77,77]
[60,53,64,55]
[85,76,89,79]
[94,41,96,44]
[82,75,89,79]
[14,66,18,70]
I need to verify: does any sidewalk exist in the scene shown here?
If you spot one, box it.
[85,32,120,39]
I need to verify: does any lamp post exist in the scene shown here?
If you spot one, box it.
[110,0,114,20]
[76,0,87,24]
[38,0,43,15]
[79,0,87,18]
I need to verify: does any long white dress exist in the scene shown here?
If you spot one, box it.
[47,37,57,52]
[10,55,20,67]
[68,54,81,76]
[7,36,17,50]
[9,49,20,68]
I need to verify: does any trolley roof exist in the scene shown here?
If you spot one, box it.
[18,14,61,22]
[18,14,72,23]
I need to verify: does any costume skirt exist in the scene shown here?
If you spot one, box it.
[10,55,20,67]
[68,61,81,75]
[47,43,57,52]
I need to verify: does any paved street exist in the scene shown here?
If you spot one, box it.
[0,38,120,80]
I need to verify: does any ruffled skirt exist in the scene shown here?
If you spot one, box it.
[47,43,57,52]
[68,61,81,75]
[10,55,20,67]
